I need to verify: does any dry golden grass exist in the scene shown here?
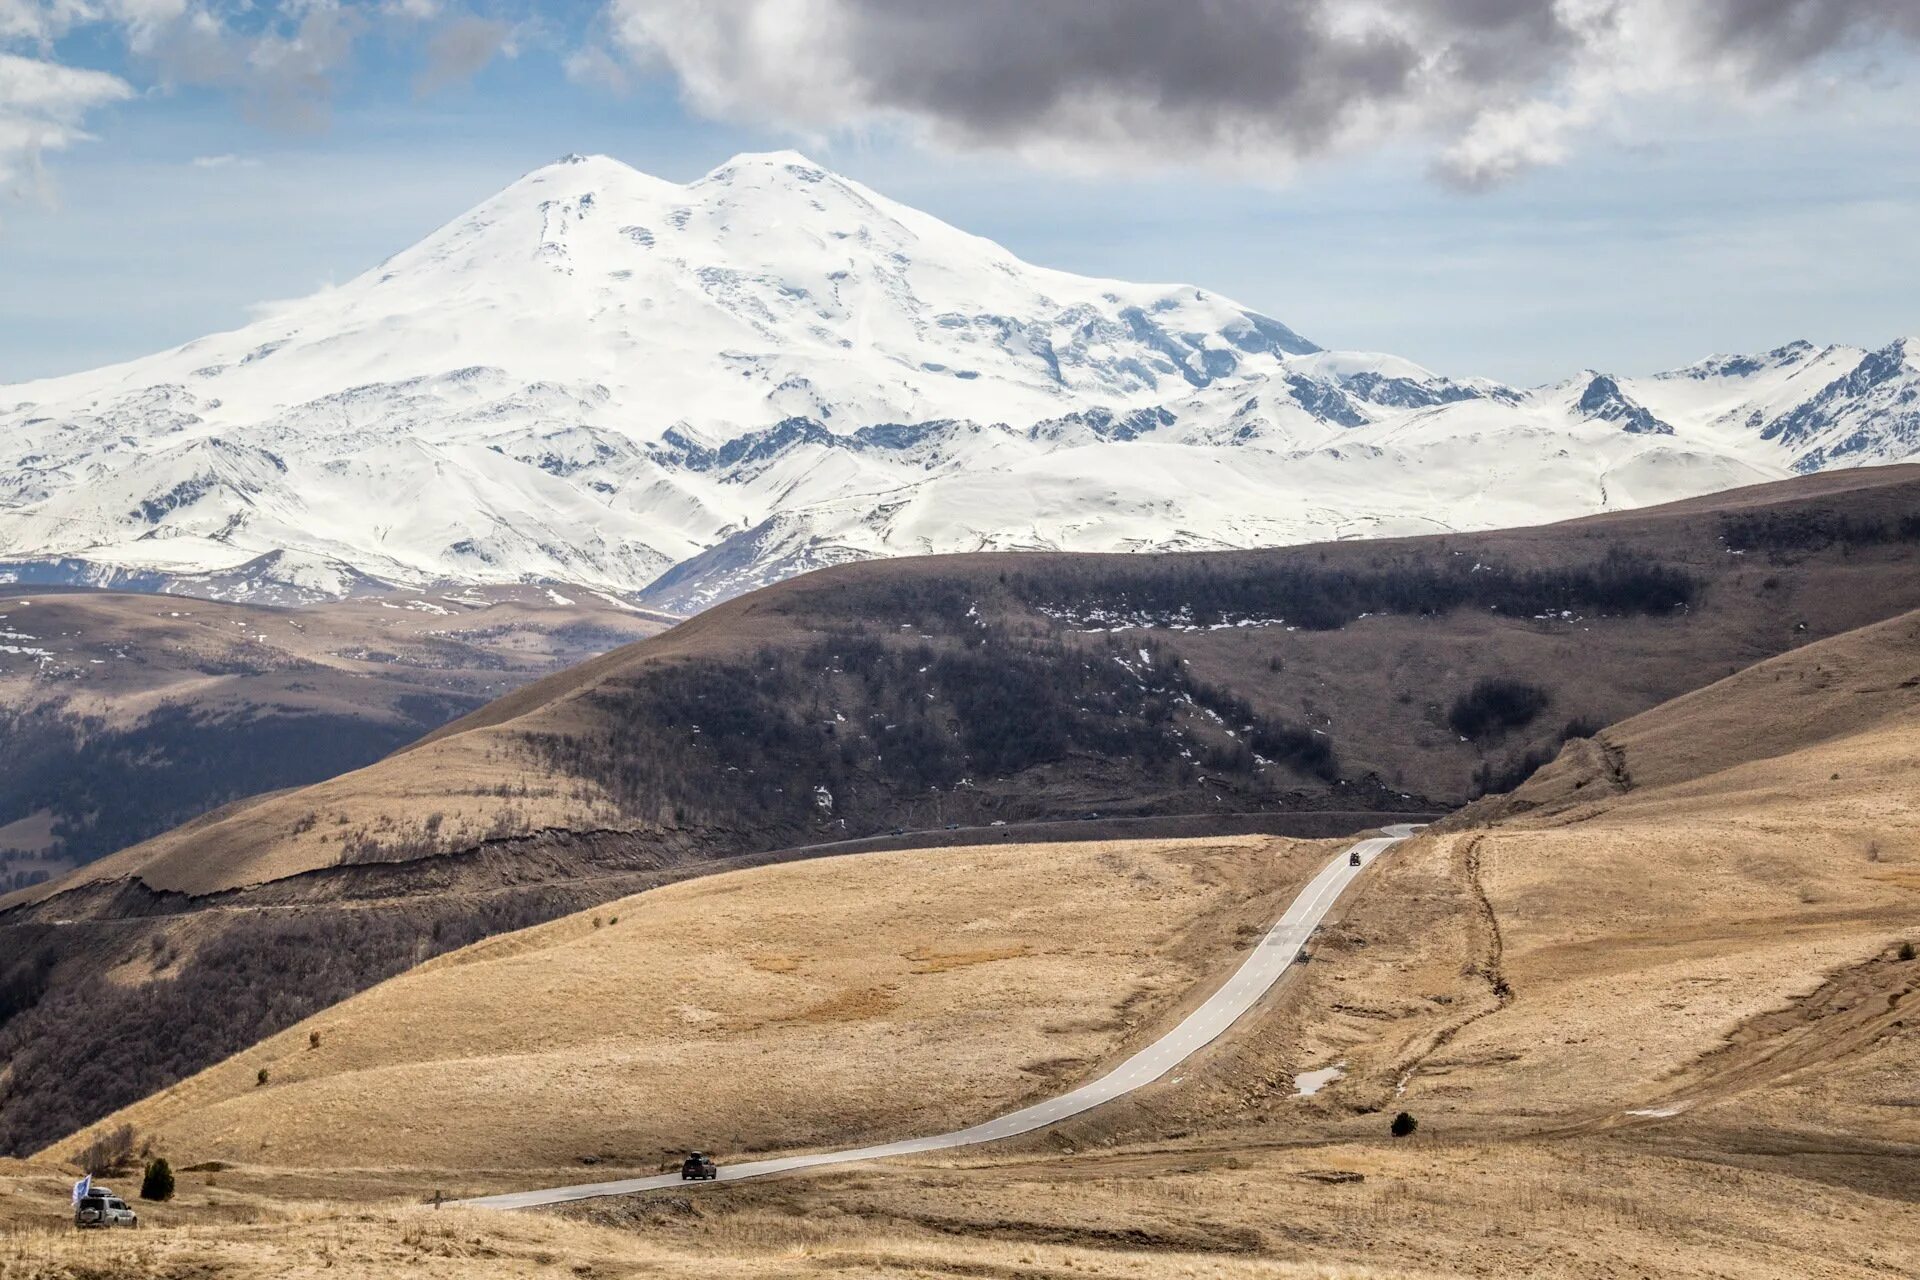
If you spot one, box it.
[1400,615,1920,1124]
[0,1199,1417,1279]
[48,835,1330,1189]
[41,726,622,897]
[19,607,1920,1278]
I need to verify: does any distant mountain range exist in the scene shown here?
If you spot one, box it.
[3,150,1916,608]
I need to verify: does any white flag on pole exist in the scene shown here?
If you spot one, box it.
[71,1173,91,1206]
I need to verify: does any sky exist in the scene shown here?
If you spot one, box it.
[4,0,1920,388]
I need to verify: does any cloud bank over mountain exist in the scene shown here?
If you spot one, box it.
[609,0,1920,184]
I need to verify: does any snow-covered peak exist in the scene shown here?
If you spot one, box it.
[1,149,1915,611]
[4,148,1317,439]
[698,148,832,179]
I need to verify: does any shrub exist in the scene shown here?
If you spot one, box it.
[1901,941,1916,962]
[140,1157,175,1202]
[77,1124,136,1174]
[1470,715,1604,798]
[308,1030,322,1050]
[1449,678,1551,742]
[256,1067,270,1088]
[1390,1111,1418,1138]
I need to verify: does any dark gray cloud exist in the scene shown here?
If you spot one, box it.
[610,0,1920,184]
[1690,0,1920,79]
[827,1,1427,158]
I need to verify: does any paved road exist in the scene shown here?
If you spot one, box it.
[458,824,1419,1211]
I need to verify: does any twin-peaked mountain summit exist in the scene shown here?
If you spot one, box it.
[3,150,1916,608]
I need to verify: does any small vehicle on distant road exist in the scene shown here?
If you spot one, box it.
[74,1190,138,1229]
[1349,850,1362,866]
[680,1152,718,1181]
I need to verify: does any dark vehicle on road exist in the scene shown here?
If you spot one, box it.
[1349,850,1363,866]
[74,1191,138,1229]
[680,1152,718,1181]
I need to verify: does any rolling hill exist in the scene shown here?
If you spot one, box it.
[39,833,1340,1189]
[0,585,667,889]
[1,466,1916,1161]
[24,582,1920,1279]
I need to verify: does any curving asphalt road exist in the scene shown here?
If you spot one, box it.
[458,824,1419,1210]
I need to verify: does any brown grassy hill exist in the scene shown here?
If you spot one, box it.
[1465,603,1920,820]
[0,584,665,885]
[27,464,1920,904]
[3,465,1916,1165]
[16,607,1920,1278]
[44,834,1335,1186]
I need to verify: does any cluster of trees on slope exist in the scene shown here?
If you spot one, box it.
[1448,678,1552,742]
[1719,509,1920,554]
[531,545,1708,842]
[1444,676,1607,799]
[1001,547,1700,629]
[524,627,1340,840]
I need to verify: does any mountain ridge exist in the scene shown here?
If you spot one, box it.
[3,150,1918,608]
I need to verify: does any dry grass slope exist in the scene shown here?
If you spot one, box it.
[47,835,1332,1189]
[7,473,1920,1278]
[10,596,1920,1274]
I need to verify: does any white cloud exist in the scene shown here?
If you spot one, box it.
[562,43,627,94]
[189,151,259,167]
[0,50,132,199]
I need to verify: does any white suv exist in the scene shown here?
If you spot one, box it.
[74,1191,139,1229]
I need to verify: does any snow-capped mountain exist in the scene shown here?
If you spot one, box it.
[2,151,1916,609]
